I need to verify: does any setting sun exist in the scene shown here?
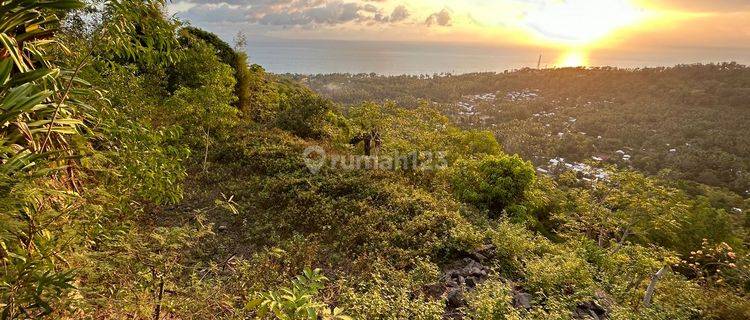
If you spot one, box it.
[521,0,647,45]
[517,0,650,68]
[557,50,589,67]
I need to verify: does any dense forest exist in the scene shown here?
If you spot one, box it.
[2,1,749,319]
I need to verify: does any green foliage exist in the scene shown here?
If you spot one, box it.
[346,102,445,153]
[3,0,750,318]
[0,179,79,318]
[276,88,338,139]
[464,280,521,320]
[343,102,500,167]
[524,252,595,299]
[233,51,253,113]
[446,129,502,161]
[485,221,556,276]
[258,169,468,264]
[169,33,237,93]
[246,64,280,123]
[101,0,181,66]
[3,0,198,316]
[556,169,742,255]
[87,64,189,204]
[338,263,444,320]
[1,0,91,316]
[301,66,750,194]
[180,27,236,67]
[448,154,536,214]
[678,200,739,254]
[247,268,350,320]
[179,27,254,113]
[97,108,189,204]
[165,33,237,173]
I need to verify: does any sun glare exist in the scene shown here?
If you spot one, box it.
[518,0,649,68]
[522,0,647,45]
[557,50,588,67]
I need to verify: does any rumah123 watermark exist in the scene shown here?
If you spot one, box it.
[303,146,447,174]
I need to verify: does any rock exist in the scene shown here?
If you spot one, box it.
[465,277,477,288]
[472,268,487,278]
[217,225,228,232]
[436,257,492,319]
[446,289,466,310]
[440,258,490,286]
[445,279,458,288]
[573,301,607,320]
[594,290,615,312]
[422,283,445,299]
[512,291,532,310]
[470,252,487,262]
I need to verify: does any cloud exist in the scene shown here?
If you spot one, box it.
[181,3,250,23]
[425,8,452,27]
[652,0,750,12]
[173,0,412,27]
[277,2,362,25]
[389,5,410,22]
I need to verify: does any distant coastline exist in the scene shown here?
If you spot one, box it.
[244,38,750,75]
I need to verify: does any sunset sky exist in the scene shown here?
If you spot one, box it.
[168,0,750,67]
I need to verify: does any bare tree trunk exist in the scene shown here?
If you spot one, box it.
[153,278,165,320]
[611,226,631,255]
[203,128,210,172]
[642,266,668,308]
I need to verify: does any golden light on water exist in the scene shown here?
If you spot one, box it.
[557,50,589,67]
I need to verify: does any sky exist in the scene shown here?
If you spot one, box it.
[167,0,750,67]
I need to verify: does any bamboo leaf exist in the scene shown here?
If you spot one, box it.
[36,0,85,10]
[5,68,58,88]
[0,33,28,72]
[0,58,12,85]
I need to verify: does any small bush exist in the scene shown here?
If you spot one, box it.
[276,90,338,139]
[449,154,535,215]
[465,279,521,320]
[338,264,444,320]
[524,252,595,300]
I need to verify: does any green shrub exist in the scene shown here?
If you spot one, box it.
[338,263,444,320]
[484,221,556,277]
[175,27,268,117]
[465,279,521,320]
[276,89,338,139]
[247,268,349,320]
[449,154,536,214]
[524,252,595,300]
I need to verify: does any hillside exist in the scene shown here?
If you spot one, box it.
[2,1,750,319]
[298,67,750,199]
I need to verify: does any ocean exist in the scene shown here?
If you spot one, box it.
[243,39,750,75]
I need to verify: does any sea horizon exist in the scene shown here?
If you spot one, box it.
[244,38,750,75]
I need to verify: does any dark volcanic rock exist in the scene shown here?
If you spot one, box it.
[423,283,445,299]
[422,257,492,319]
[512,291,532,310]
[573,301,608,320]
[442,258,490,290]
[446,289,466,309]
[465,276,477,288]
